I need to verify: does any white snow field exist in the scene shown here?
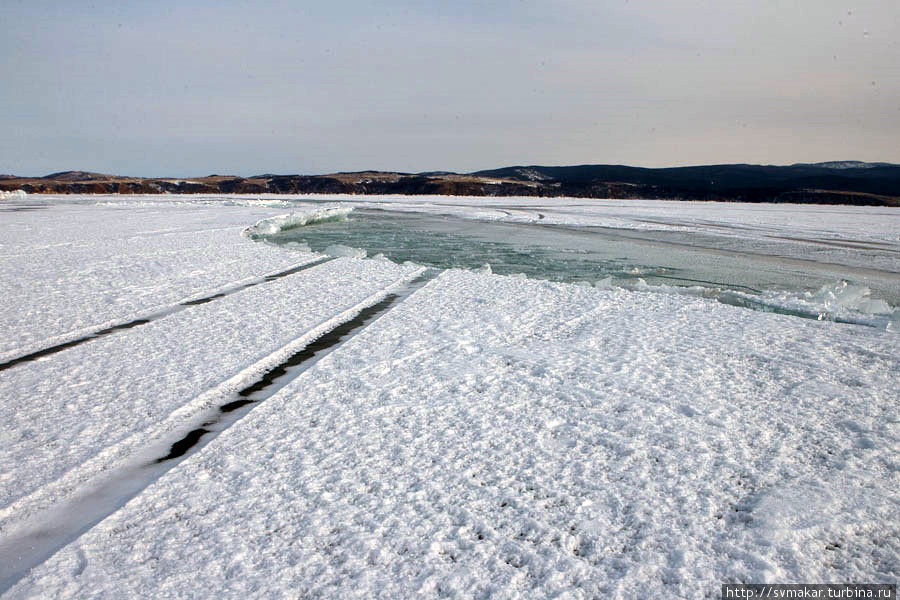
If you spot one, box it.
[0,254,422,531]
[0,198,324,358]
[1,195,898,598]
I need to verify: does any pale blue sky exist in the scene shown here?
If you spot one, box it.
[2,0,898,176]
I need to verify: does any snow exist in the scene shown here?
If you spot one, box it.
[0,190,27,200]
[9,268,899,598]
[1,195,898,598]
[0,201,329,359]
[0,254,422,535]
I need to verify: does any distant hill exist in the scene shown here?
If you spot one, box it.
[792,161,897,169]
[2,162,899,206]
[472,163,900,204]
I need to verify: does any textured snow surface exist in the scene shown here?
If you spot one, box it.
[0,202,321,358]
[12,270,898,599]
[2,196,899,598]
[0,256,421,534]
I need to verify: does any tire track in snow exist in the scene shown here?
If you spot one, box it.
[0,269,437,593]
[0,257,335,373]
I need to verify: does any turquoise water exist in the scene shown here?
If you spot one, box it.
[264,210,680,285]
[258,209,900,329]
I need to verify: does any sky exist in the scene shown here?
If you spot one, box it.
[2,0,898,177]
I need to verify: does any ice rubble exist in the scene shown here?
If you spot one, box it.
[724,281,899,330]
[0,189,27,200]
[809,280,892,314]
[324,244,367,259]
[243,206,353,237]
[589,277,899,331]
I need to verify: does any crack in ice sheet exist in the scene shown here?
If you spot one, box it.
[0,257,335,373]
[155,270,437,463]
[0,270,437,594]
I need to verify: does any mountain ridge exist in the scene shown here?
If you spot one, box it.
[2,162,898,206]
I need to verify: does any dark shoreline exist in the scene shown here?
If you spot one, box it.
[3,162,899,206]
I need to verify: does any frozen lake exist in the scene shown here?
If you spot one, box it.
[253,199,900,329]
[1,194,898,598]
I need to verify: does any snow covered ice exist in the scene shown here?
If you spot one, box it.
[1,195,898,598]
[0,199,315,358]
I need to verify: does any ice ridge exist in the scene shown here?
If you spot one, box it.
[243,206,353,237]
